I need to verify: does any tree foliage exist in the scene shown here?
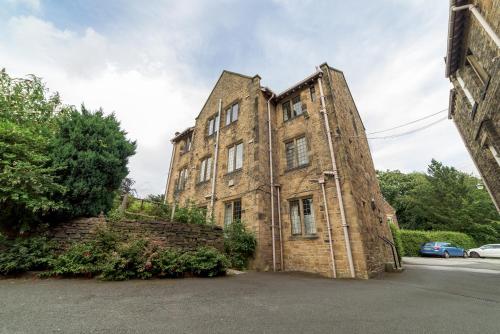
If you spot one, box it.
[51,107,136,217]
[0,70,66,229]
[0,69,135,230]
[378,159,500,245]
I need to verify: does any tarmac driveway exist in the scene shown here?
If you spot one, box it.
[1,262,499,334]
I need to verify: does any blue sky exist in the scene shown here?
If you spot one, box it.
[0,0,476,196]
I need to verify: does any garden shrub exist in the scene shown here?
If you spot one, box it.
[185,247,229,277]
[224,220,256,269]
[0,236,56,275]
[100,239,158,281]
[48,226,121,277]
[400,230,476,257]
[389,223,404,262]
[48,242,106,277]
[151,248,187,278]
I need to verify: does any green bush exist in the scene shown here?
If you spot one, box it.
[0,236,56,275]
[389,223,404,262]
[47,226,120,277]
[101,239,158,281]
[400,230,476,257]
[151,248,187,278]
[185,247,229,277]
[224,220,256,269]
[48,241,109,277]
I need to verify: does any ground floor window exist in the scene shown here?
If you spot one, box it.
[224,199,242,226]
[289,197,316,236]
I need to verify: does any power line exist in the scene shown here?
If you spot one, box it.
[366,108,448,135]
[367,116,448,140]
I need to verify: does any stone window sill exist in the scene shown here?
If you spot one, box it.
[289,234,319,241]
[225,168,242,177]
[285,163,310,173]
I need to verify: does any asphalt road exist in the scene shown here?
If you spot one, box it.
[1,258,499,334]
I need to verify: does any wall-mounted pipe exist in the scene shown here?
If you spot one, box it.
[164,143,176,204]
[209,98,222,219]
[319,177,337,278]
[276,184,284,270]
[266,93,276,272]
[318,73,355,278]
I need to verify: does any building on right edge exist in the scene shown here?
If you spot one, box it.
[445,0,500,211]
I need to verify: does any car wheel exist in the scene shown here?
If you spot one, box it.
[443,251,450,259]
[469,251,480,258]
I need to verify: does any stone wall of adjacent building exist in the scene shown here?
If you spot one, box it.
[448,0,500,210]
[49,217,224,251]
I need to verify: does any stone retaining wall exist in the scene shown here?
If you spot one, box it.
[49,217,224,251]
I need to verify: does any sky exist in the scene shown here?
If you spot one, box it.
[0,0,478,197]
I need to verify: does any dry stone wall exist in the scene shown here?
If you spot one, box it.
[49,217,224,251]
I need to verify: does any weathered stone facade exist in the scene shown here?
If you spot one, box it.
[165,63,395,278]
[446,0,500,210]
[49,218,224,251]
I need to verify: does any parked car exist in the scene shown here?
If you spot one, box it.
[419,242,467,258]
[467,244,500,258]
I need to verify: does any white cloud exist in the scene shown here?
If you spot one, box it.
[0,15,208,197]
[0,1,480,198]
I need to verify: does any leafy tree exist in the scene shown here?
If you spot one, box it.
[378,159,500,245]
[0,70,66,230]
[51,107,136,217]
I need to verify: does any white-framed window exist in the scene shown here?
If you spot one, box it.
[199,156,212,183]
[224,199,242,226]
[289,197,316,236]
[177,167,188,191]
[207,114,220,136]
[225,103,239,125]
[283,95,306,121]
[285,136,309,169]
[227,142,243,173]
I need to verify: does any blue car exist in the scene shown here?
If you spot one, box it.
[419,242,467,258]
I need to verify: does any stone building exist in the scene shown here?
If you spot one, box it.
[445,0,499,211]
[164,62,396,278]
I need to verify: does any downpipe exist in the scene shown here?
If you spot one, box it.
[267,93,276,272]
[318,177,337,278]
[209,98,222,219]
[318,74,355,278]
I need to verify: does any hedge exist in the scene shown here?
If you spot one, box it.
[399,230,476,257]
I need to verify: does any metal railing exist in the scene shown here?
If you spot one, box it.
[378,235,401,270]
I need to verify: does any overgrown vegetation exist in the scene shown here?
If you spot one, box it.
[173,202,211,225]
[0,70,136,232]
[0,236,56,275]
[224,220,256,269]
[391,229,476,257]
[0,227,229,280]
[378,159,500,245]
